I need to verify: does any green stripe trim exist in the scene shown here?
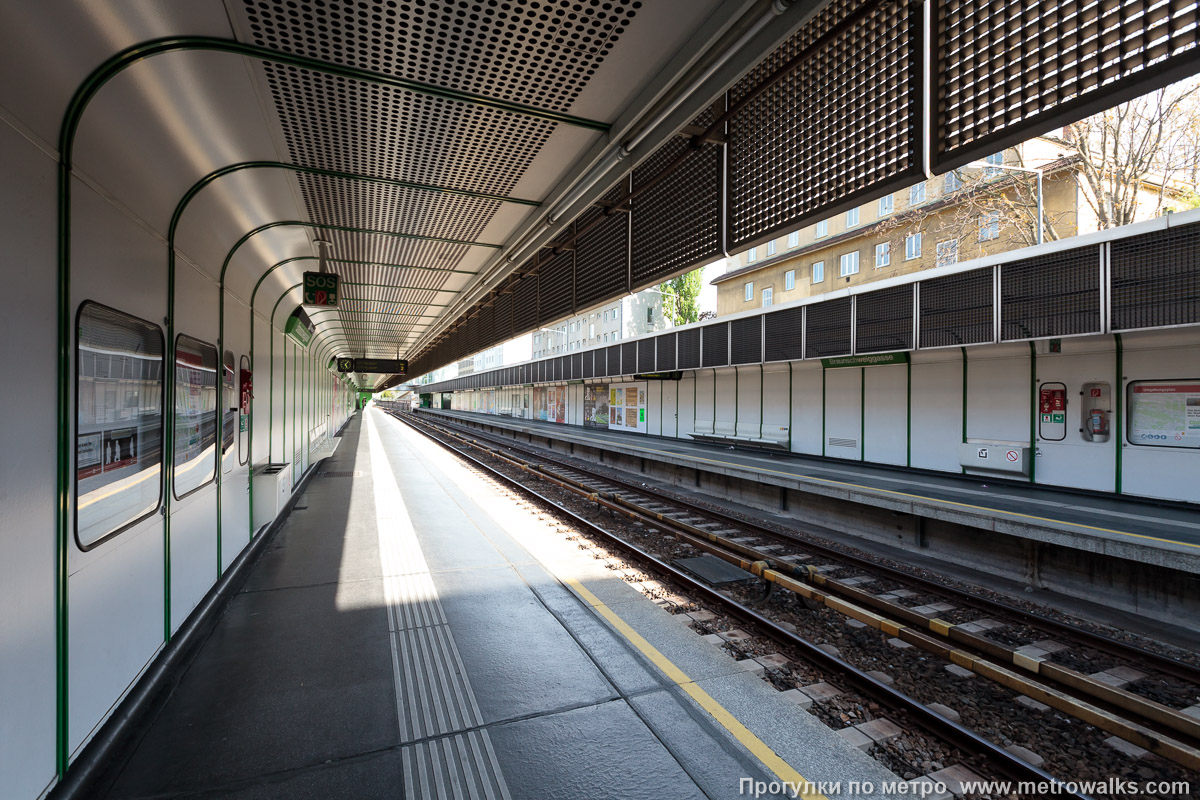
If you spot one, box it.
[1115,333,1124,494]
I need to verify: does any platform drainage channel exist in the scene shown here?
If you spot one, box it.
[319,471,362,478]
[674,555,755,587]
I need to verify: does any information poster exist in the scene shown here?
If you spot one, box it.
[607,381,648,434]
[533,387,548,421]
[1129,381,1200,448]
[583,384,609,428]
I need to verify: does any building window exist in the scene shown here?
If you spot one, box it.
[839,251,860,277]
[744,281,754,302]
[767,240,777,256]
[979,210,1000,241]
[846,207,859,227]
[909,182,926,205]
[944,171,962,192]
[815,219,828,238]
[878,195,894,216]
[811,261,824,283]
[603,311,608,322]
[905,232,922,259]
[747,247,758,264]
[75,302,164,548]
[875,242,890,268]
[787,230,800,248]
[785,270,795,291]
[984,151,1004,178]
[936,239,958,267]
[589,323,595,338]
[646,306,653,324]
[761,287,773,308]
[173,334,219,500]
[603,333,608,342]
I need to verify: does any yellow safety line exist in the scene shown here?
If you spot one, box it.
[564,577,829,800]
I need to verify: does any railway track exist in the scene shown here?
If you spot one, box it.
[393,407,1200,797]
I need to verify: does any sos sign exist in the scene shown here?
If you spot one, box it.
[303,272,340,307]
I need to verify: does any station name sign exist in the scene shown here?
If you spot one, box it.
[336,357,408,375]
[284,306,314,349]
[821,352,909,369]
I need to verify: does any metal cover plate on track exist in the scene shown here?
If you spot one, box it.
[674,555,755,587]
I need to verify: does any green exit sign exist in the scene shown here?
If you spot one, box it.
[303,272,339,306]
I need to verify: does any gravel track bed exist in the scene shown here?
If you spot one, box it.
[415,418,1200,798]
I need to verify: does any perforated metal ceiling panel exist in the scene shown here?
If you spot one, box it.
[574,184,631,311]
[536,245,575,326]
[727,0,921,249]
[918,268,994,348]
[1111,222,1200,331]
[936,1,1200,170]
[855,284,913,353]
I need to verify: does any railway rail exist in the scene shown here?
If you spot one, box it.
[392,408,1147,796]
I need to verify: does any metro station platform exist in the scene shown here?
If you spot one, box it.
[96,408,901,799]
[417,409,1200,575]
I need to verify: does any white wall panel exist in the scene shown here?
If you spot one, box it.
[734,366,761,438]
[909,353,963,472]
[678,374,695,436]
[714,369,737,427]
[0,121,59,799]
[965,346,1030,445]
[790,362,823,455]
[694,370,714,431]
[863,365,907,466]
[824,367,862,461]
[1033,339,1118,492]
[169,487,218,632]
[222,293,251,566]
[661,379,679,438]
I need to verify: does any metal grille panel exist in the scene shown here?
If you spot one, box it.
[1111,223,1200,331]
[622,342,637,374]
[805,298,853,358]
[730,316,763,364]
[583,350,595,379]
[491,294,513,345]
[656,333,677,371]
[606,344,622,377]
[918,268,994,348]
[637,338,655,373]
[537,247,575,327]
[1000,248,1100,340]
[936,1,1200,170]
[677,328,701,370]
[575,185,631,310]
[631,111,723,284]
[856,285,914,353]
[512,276,538,334]
[701,322,729,368]
[727,0,921,248]
[765,306,804,362]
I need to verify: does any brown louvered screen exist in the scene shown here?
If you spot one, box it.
[805,297,853,358]
[1111,222,1200,331]
[727,0,922,249]
[730,316,763,364]
[575,184,631,310]
[936,1,1200,170]
[918,268,994,348]
[656,333,677,371]
[764,306,804,362]
[631,110,723,286]
[855,285,914,353]
[701,322,729,367]
[1000,247,1100,340]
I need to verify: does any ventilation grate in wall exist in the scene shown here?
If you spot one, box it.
[702,322,729,367]
[730,316,763,364]
[1111,222,1200,331]
[856,285,913,353]
[1000,247,1099,340]
[805,297,853,358]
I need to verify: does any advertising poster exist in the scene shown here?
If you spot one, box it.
[533,387,548,421]
[583,384,609,428]
[607,381,648,434]
[1129,382,1200,448]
